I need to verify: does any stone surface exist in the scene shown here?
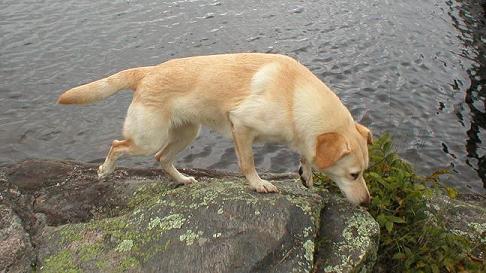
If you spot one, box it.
[0,205,34,273]
[425,193,486,259]
[0,160,381,273]
[313,195,380,273]
[36,179,322,273]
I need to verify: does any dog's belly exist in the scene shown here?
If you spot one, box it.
[171,102,291,143]
[253,133,289,144]
[170,102,233,137]
[200,118,232,137]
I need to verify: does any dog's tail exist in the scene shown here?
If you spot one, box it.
[57,67,152,105]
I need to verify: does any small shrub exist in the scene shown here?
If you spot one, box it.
[314,134,485,272]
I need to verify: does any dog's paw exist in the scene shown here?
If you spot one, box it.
[298,165,313,188]
[97,164,114,179]
[251,180,279,193]
[299,166,306,184]
[178,176,198,185]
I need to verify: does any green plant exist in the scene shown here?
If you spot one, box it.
[315,134,485,272]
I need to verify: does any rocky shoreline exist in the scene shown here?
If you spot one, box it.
[0,160,484,272]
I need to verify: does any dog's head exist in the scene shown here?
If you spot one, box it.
[311,123,373,206]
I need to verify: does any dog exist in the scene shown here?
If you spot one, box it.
[58,53,372,206]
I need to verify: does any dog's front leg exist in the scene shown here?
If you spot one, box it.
[299,157,313,187]
[231,126,278,193]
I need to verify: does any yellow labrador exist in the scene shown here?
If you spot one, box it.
[58,53,372,206]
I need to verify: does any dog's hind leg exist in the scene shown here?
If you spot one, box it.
[98,103,171,179]
[98,139,135,178]
[155,123,200,184]
[97,135,167,179]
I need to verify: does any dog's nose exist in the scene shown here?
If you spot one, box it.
[360,196,371,207]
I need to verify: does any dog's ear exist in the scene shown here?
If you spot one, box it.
[355,123,373,145]
[315,132,351,169]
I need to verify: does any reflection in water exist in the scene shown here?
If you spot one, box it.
[449,0,486,189]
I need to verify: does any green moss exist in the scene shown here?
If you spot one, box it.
[139,238,172,264]
[95,259,109,271]
[59,228,83,244]
[79,243,103,262]
[41,250,80,273]
[92,216,128,234]
[186,181,232,208]
[115,256,139,273]
[128,182,173,209]
[116,239,134,252]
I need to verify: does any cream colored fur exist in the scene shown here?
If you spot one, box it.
[58,53,372,206]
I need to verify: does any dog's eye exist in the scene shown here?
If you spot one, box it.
[350,172,360,180]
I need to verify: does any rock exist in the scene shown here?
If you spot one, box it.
[35,179,322,273]
[6,160,79,192]
[425,193,486,258]
[4,160,178,226]
[313,195,380,273]
[1,160,381,272]
[0,205,34,273]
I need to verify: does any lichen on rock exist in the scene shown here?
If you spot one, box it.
[1,160,384,273]
[313,195,380,273]
[179,229,204,246]
[148,214,185,231]
[116,240,134,252]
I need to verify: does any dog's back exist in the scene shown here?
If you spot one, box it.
[130,53,305,135]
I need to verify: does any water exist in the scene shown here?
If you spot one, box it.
[1,0,485,193]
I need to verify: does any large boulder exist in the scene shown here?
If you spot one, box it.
[0,160,380,272]
[36,179,322,273]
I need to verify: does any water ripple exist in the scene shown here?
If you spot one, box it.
[1,0,485,193]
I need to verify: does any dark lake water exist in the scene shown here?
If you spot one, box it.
[1,0,485,193]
